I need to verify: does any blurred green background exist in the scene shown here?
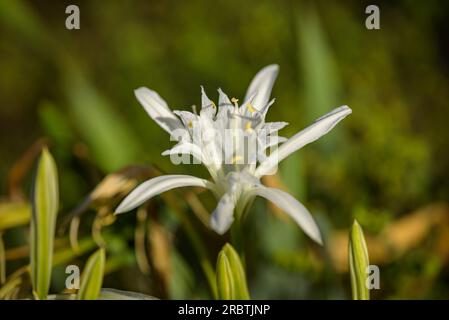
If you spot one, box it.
[1,0,449,299]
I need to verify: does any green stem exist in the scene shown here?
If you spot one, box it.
[230,220,243,257]
[230,198,254,265]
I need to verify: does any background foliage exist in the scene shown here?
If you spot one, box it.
[0,0,448,299]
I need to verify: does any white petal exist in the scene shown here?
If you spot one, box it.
[215,89,233,129]
[200,86,216,118]
[262,121,289,134]
[259,98,276,118]
[210,193,235,235]
[161,142,203,163]
[244,64,279,110]
[249,186,322,244]
[218,88,232,107]
[258,135,288,151]
[256,105,352,177]
[135,87,183,135]
[198,115,223,169]
[115,175,212,214]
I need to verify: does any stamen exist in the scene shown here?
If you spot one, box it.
[246,102,256,113]
[231,155,243,164]
[231,97,239,108]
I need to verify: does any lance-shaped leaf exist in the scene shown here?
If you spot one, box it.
[216,250,234,299]
[349,220,370,300]
[216,243,250,300]
[30,148,59,300]
[77,248,106,300]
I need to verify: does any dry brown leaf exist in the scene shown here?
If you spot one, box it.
[148,219,172,297]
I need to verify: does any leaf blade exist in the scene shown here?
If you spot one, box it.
[349,220,370,300]
[77,248,106,300]
[216,243,250,300]
[30,148,59,300]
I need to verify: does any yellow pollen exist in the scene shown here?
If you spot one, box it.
[188,121,193,128]
[231,97,239,105]
[231,155,243,164]
[245,121,252,131]
[246,102,256,113]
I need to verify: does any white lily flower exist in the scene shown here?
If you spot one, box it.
[115,64,352,245]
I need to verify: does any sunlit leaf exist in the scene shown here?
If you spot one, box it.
[349,220,370,300]
[0,202,30,231]
[216,243,250,300]
[77,248,106,300]
[30,148,59,300]
[216,250,234,299]
[0,277,22,300]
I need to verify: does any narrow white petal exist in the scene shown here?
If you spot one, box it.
[259,98,276,118]
[135,87,183,135]
[161,142,203,163]
[210,193,235,235]
[244,64,279,110]
[259,135,287,150]
[115,175,212,214]
[250,186,322,244]
[262,121,289,134]
[200,86,216,118]
[173,110,197,127]
[256,105,352,176]
[218,88,232,107]
[215,89,233,129]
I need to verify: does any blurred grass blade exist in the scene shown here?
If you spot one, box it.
[0,232,5,285]
[296,4,342,151]
[77,248,106,300]
[63,65,141,172]
[349,220,370,300]
[0,0,52,52]
[216,243,250,300]
[30,148,59,300]
[0,202,31,230]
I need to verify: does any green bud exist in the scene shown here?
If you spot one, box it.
[349,220,370,300]
[31,148,59,300]
[216,243,250,300]
[77,248,106,300]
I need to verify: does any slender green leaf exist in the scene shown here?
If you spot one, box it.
[296,4,342,151]
[77,248,106,300]
[63,66,141,172]
[349,220,370,300]
[216,251,234,300]
[216,243,250,300]
[30,148,59,300]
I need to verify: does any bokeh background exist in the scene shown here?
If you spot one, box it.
[1,0,449,299]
